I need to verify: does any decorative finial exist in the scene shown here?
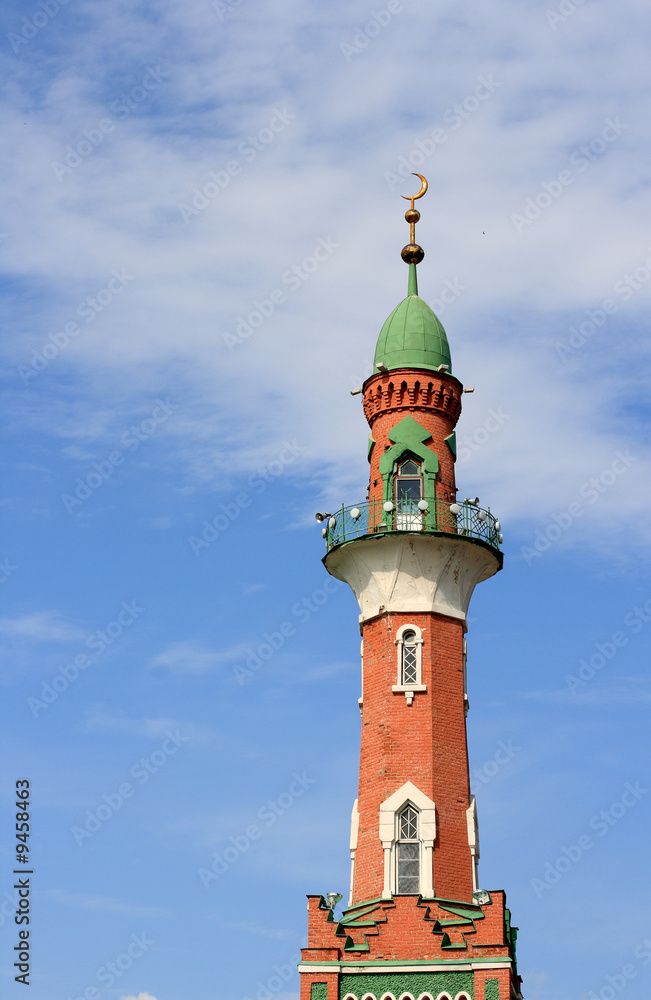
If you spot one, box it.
[400,173,427,266]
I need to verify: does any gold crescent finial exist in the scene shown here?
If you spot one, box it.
[400,173,427,266]
[401,172,428,211]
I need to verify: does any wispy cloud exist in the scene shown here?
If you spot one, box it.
[0,611,84,642]
[207,916,295,941]
[78,707,214,743]
[520,676,651,707]
[2,2,650,557]
[46,890,170,919]
[146,640,248,675]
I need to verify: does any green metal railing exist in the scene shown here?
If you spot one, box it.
[322,497,502,553]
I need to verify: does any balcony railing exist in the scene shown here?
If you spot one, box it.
[322,497,503,554]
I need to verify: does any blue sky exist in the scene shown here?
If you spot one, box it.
[1,1,651,999]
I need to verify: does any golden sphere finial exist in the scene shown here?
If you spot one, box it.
[400,174,427,264]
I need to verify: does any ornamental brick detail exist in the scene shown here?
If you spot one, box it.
[363,370,463,429]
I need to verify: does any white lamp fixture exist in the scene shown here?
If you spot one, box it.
[383,501,394,512]
[377,362,389,372]
[437,364,449,372]
[350,508,361,520]
[350,387,362,396]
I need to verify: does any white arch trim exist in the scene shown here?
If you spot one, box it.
[379,781,436,897]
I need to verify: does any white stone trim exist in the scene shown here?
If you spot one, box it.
[379,781,436,898]
[393,623,426,703]
[298,962,513,974]
[348,799,360,906]
[324,533,501,624]
[466,795,480,892]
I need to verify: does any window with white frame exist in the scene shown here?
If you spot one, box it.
[379,781,436,898]
[392,625,426,703]
[401,630,419,685]
[396,804,420,893]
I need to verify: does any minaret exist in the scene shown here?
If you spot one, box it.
[299,177,522,1000]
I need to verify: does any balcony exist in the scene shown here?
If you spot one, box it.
[321,497,503,554]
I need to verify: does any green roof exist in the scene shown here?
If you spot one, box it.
[374,264,452,374]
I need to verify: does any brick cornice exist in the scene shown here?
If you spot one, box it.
[363,369,463,429]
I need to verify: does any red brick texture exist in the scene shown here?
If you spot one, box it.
[300,892,520,993]
[363,369,462,506]
[354,610,473,904]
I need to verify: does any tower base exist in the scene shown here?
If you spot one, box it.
[299,891,522,1000]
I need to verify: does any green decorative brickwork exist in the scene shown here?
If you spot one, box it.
[378,415,439,499]
[339,970,473,999]
[484,979,499,1000]
[311,984,328,1000]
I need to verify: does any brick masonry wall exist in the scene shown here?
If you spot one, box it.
[363,369,462,506]
[353,609,473,904]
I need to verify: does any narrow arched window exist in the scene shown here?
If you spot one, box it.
[397,805,420,893]
[401,630,419,685]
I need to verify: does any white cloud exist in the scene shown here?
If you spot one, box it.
[146,640,247,675]
[2,0,650,558]
[121,994,159,1000]
[47,890,169,919]
[0,611,84,642]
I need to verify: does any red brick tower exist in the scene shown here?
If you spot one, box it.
[299,177,523,1000]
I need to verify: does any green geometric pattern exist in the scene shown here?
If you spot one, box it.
[378,414,439,500]
[339,970,474,998]
[484,979,499,1000]
[311,984,328,1000]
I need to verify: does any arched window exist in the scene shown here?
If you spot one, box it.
[394,457,423,529]
[401,630,419,685]
[396,804,420,893]
[393,625,426,704]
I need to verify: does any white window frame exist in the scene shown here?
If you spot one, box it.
[392,623,427,704]
[379,781,436,898]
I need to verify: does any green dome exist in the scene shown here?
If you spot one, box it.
[374,266,451,374]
